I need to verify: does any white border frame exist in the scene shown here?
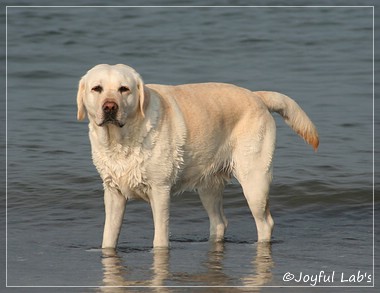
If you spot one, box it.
[5,5,375,289]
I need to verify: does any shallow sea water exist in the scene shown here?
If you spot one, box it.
[3,3,377,292]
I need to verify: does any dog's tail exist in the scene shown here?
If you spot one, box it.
[254,91,319,151]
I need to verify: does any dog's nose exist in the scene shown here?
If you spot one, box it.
[102,101,118,114]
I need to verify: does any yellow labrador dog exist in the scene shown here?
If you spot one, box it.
[77,64,319,249]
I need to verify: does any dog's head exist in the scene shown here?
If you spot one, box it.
[76,64,149,127]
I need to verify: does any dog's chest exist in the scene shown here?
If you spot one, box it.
[92,144,150,200]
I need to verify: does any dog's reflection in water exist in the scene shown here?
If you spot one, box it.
[241,242,274,287]
[101,248,128,290]
[100,247,171,293]
[99,242,273,292]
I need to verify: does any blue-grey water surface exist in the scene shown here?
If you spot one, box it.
[4,4,376,292]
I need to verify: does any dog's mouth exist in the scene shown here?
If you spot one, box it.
[98,118,125,128]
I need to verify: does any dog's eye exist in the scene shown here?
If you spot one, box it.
[119,86,130,93]
[91,85,103,93]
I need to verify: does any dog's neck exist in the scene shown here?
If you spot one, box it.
[88,118,139,149]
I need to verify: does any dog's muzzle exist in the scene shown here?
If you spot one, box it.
[99,101,124,127]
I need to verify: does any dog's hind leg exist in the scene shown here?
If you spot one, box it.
[198,183,228,242]
[237,171,274,242]
[233,115,276,242]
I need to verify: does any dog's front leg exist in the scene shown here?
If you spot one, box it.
[102,187,127,249]
[149,187,170,248]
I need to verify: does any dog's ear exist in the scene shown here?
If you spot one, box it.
[76,77,86,121]
[136,75,150,118]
